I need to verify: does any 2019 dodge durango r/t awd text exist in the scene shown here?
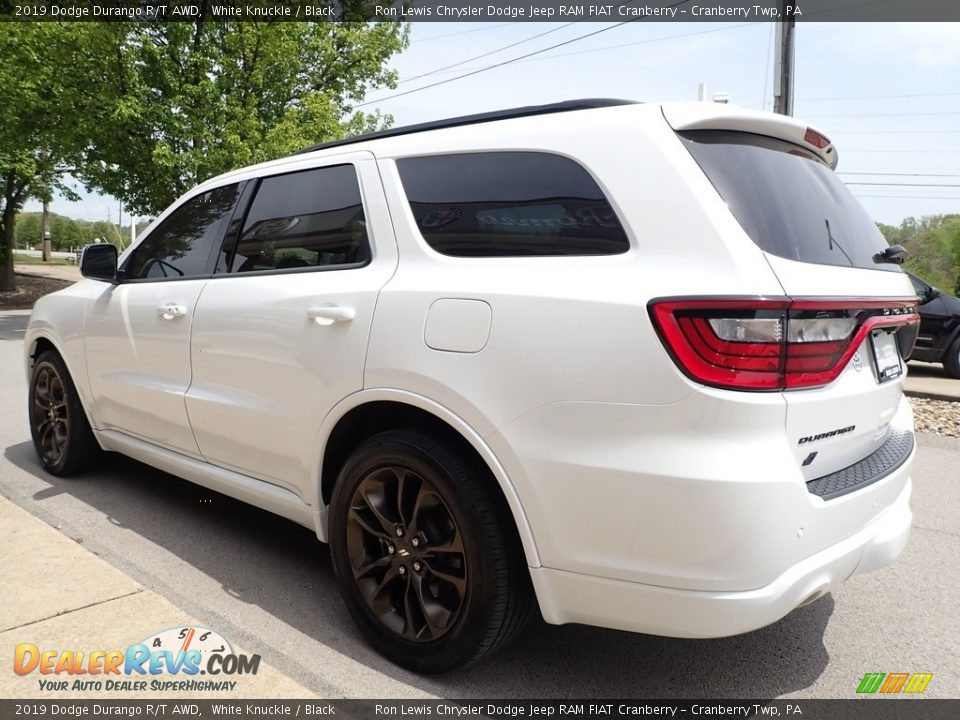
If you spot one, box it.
[25,100,920,673]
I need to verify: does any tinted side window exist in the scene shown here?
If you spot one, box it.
[397,152,629,257]
[230,165,369,273]
[908,274,928,297]
[124,184,238,280]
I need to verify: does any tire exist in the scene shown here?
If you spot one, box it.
[329,429,532,673]
[945,337,960,379]
[28,350,102,476]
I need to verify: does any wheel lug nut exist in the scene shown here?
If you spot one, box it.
[398,565,407,576]
[411,537,420,548]
[387,545,395,554]
[396,527,404,537]
[413,561,422,572]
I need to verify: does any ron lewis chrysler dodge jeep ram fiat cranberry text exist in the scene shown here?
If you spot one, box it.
[25,100,920,673]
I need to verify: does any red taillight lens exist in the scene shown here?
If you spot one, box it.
[804,127,831,149]
[649,298,919,391]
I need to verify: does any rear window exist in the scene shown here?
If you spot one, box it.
[680,131,899,272]
[396,152,629,257]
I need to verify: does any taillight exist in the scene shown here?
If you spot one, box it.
[649,298,919,391]
[804,127,832,149]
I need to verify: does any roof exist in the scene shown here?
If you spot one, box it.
[292,98,638,157]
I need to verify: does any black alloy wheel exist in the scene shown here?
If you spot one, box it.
[329,429,532,673]
[31,361,69,466]
[346,465,467,642]
[28,350,102,476]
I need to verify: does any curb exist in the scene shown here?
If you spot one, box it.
[14,269,78,281]
[905,389,960,403]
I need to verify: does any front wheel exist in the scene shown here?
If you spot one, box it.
[29,350,102,476]
[329,429,532,673]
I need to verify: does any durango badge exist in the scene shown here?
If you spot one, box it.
[799,426,856,444]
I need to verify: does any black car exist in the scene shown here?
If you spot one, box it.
[908,272,960,378]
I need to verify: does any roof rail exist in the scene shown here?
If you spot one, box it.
[293,98,638,156]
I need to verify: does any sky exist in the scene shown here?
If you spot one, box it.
[25,20,960,229]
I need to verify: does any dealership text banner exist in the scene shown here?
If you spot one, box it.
[4,0,960,22]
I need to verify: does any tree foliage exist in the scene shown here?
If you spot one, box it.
[15,212,139,252]
[0,24,92,290]
[0,17,406,292]
[879,214,960,295]
[78,19,408,217]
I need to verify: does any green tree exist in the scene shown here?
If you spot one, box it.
[79,18,408,217]
[879,214,960,293]
[15,214,41,249]
[0,26,85,290]
[51,216,83,251]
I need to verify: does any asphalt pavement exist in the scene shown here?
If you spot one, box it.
[0,310,958,699]
[906,361,960,402]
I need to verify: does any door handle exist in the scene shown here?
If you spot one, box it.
[307,305,355,326]
[157,303,188,320]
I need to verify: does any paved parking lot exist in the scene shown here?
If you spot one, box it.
[0,311,957,699]
[906,361,960,402]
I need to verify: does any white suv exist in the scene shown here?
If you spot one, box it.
[25,100,920,673]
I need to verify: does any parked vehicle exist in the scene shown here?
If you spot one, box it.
[25,100,920,673]
[906,272,960,378]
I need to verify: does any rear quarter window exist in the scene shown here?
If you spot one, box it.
[680,131,900,273]
[396,152,629,257]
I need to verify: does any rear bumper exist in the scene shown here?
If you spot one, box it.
[531,476,912,638]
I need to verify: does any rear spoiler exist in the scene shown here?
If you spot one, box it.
[662,102,839,170]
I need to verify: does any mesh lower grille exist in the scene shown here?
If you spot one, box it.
[806,427,914,500]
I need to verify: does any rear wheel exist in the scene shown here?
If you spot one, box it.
[329,429,532,673]
[29,350,102,476]
[945,337,960,379]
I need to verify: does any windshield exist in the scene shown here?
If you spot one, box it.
[680,130,900,273]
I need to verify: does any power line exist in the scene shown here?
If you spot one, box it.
[395,22,757,83]
[399,23,579,85]
[411,24,512,44]
[746,92,960,110]
[842,149,960,154]
[840,172,960,178]
[854,195,960,200]
[808,112,960,119]
[846,182,960,188]
[800,91,960,102]
[356,1,693,108]
[829,130,960,135]
[515,21,756,64]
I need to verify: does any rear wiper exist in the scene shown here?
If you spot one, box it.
[825,219,855,266]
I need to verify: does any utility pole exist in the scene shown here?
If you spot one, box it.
[773,3,796,116]
[41,199,51,262]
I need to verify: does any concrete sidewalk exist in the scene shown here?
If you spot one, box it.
[14,263,82,283]
[0,493,316,699]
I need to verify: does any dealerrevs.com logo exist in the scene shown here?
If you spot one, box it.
[13,626,260,693]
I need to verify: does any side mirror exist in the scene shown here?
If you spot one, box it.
[80,243,119,282]
[928,286,942,300]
